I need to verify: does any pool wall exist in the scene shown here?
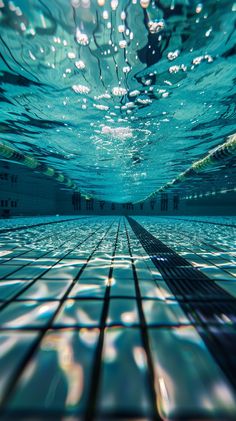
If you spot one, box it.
[1,160,235,217]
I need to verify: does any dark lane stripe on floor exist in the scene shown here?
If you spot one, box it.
[0,216,90,234]
[127,216,236,391]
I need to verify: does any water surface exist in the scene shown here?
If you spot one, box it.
[0,0,235,201]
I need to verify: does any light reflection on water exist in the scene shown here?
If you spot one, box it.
[0,1,235,201]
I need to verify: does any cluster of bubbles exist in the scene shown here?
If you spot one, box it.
[64,0,217,120]
[0,0,235,201]
[0,0,218,111]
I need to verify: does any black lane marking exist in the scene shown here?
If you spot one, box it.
[124,219,161,421]
[0,216,90,234]
[127,216,236,392]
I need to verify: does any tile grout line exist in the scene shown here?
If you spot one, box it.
[0,218,116,412]
[126,216,236,395]
[84,217,121,421]
[0,219,106,311]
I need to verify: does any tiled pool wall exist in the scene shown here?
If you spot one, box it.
[1,160,235,217]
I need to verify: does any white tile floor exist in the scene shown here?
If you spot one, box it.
[0,215,235,420]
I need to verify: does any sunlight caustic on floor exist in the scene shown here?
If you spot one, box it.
[0,215,235,420]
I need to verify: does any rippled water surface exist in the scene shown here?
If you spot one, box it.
[0,0,235,201]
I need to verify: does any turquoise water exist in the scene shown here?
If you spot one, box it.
[0,0,235,202]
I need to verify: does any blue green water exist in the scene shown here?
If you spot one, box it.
[0,0,235,202]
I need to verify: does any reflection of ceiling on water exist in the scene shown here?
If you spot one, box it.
[0,0,235,202]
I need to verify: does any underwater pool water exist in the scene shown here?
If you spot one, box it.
[0,1,236,420]
[0,0,236,202]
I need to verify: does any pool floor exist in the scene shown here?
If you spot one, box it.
[0,215,236,420]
